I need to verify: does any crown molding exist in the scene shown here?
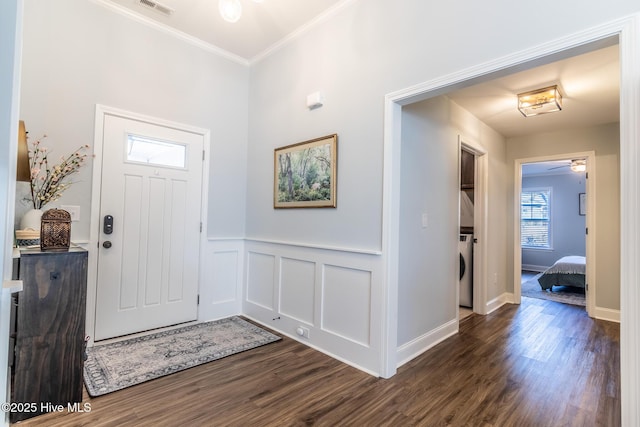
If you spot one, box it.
[249,0,359,65]
[93,0,361,67]
[91,0,249,66]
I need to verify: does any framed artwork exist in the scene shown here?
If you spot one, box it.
[579,192,586,216]
[274,134,337,208]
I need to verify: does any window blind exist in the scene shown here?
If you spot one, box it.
[521,189,550,248]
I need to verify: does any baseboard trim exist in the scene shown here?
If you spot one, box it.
[593,306,620,323]
[242,314,380,377]
[486,292,514,314]
[491,292,620,324]
[396,318,458,368]
[522,264,548,273]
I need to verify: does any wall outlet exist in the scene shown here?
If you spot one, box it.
[296,326,310,339]
[61,205,80,221]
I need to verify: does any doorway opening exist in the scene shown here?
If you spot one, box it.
[458,138,488,320]
[381,25,633,381]
[459,147,475,319]
[87,105,211,344]
[514,152,596,316]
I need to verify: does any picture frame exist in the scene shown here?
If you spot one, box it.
[579,192,586,216]
[274,134,337,208]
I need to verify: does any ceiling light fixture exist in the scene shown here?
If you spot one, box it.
[517,85,563,117]
[219,0,263,23]
[570,159,586,172]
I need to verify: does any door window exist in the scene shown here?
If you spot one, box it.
[126,134,187,169]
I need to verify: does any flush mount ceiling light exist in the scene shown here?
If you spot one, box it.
[570,159,587,172]
[219,0,263,23]
[517,85,563,117]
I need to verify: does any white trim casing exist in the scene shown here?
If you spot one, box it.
[459,136,489,316]
[0,1,23,424]
[380,100,402,378]
[618,14,640,427]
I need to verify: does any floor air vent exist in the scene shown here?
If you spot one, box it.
[138,0,174,16]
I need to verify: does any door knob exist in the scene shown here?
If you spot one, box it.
[102,241,112,249]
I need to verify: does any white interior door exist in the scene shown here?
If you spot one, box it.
[94,114,203,340]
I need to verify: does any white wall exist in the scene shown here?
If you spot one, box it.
[18,0,249,242]
[521,173,586,269]
[397,96,508,353]
[18,0,251,328]
[245,0,636,375]
[507,123,620,310]
[398,97,459,347]
[245,0,636,263]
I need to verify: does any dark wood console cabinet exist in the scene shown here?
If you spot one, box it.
[11,248,88,423]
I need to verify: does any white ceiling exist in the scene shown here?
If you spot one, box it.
[447,44,620,139]
[100,0,621,147]
[104,0,347,60]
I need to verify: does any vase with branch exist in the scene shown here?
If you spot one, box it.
[20,135,90,230]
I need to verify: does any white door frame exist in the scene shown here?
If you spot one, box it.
[459,136,489,316]
[87,104,210,345]
[513,151,596,317]
[380,14,640,425]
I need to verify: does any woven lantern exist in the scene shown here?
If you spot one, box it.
[40,209,71,251]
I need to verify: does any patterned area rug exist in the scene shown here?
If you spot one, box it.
[84,316,280,397]
[522,273,586,306]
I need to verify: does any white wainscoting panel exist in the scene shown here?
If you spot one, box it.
[211,251,239,303]
[246,251,277,310]
[198,239,244,321]
[243,240,383,376]
[279,257,315,325]
[322,265,371,346]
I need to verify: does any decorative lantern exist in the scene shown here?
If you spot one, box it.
[40,209,71,251]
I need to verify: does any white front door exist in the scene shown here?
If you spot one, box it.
[94,114,203,340]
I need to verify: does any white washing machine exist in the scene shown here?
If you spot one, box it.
[459,234,473,308]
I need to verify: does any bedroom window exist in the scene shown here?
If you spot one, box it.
[521,188,551,248]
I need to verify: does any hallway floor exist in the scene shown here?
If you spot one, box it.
[19,298,619,426]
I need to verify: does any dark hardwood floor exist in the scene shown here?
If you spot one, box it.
[16,297,620,426]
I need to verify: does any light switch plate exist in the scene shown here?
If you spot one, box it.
[61,205,80,221]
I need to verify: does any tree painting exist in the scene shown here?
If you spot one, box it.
[274,135,337,208]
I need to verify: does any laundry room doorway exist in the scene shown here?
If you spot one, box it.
[458,136,488,318]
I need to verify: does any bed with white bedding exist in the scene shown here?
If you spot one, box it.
[537,255,586,291]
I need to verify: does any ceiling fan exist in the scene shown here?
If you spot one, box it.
[547,159,586,172]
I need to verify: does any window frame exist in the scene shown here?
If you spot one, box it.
[125,133,189,170]
[520,187,553,250]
